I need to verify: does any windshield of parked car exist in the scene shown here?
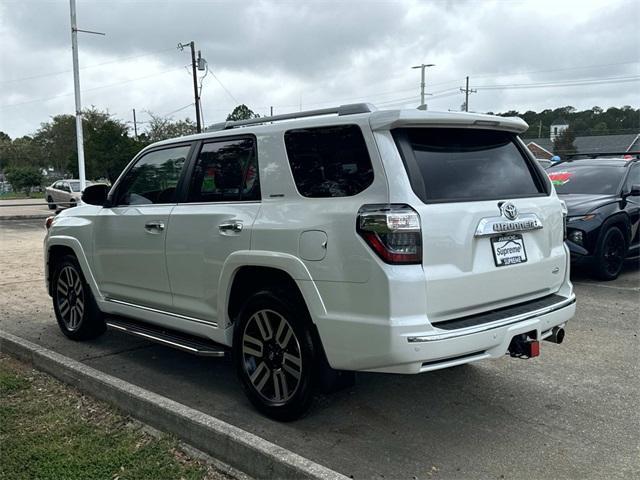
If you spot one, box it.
[546,164,625,195]
[68,181,92,192]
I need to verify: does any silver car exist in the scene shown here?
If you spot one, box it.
[45,180,92,210]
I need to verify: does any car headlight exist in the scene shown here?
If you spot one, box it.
[567,229,585,246]
[567,214,596,223]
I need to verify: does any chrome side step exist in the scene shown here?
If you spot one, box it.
[106,317,226,357]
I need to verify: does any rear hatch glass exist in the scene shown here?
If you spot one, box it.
[392,128,547,203]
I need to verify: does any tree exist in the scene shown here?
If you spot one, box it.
[33,114,76,174]
[496,106,640,138]
[0,136,46,170]
[145,113,197,142]
[83,109,143,182]
[226,104,259,121]
[5,166,43,196]
[553,128,577,159]
[34,108,145,182]
[591,122,609,136]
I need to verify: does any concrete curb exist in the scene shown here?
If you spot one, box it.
[0,214,51,220]
[0,330,348,480]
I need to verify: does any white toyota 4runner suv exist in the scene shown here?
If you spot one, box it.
[44,104,576,420]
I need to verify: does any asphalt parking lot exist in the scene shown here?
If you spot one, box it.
[1,218,638,480]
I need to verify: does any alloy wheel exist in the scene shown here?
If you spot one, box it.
[603,231,625,276]
[241,309,303,403]
[56,265,85,331]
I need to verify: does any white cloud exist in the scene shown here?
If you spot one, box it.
[0,0,638,138]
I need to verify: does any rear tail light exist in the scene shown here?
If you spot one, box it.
[357,205,422,264]
[45,216,56,230]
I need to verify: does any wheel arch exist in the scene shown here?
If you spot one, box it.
[218,251,327,345]
[46,236,101,300]
[599,212,632,247]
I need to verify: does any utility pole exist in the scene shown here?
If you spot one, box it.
[538,120,542,138]
[270,106,274,117]
[132,108,138,140]
[189,42,202,133]
[69,0,104,191]
[460,76,477,112]
[412,63,435,110]
[178,41,207,133]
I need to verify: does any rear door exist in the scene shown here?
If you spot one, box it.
[389,127,565,323]
[92,144,191,309]
[165,136,261,326]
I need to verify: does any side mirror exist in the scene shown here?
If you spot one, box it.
[81,183,109,206]
[631,184,640,197]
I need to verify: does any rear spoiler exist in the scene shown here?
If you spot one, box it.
[369,110,528,134]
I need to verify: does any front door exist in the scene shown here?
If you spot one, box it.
[92,144,192,310]
[166,136,261,327]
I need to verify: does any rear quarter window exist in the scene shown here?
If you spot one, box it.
[284,125,374,198]
[393,128,546,203]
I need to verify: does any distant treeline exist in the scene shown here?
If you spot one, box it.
[491,106,639,139]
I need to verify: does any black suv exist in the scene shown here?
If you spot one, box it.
[547,155,640,280]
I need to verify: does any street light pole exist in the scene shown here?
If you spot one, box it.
[69,0,103,190]
[411,63,435,110]
[69,0,86,191]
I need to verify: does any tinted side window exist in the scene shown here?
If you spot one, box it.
[284,125,374,198]
[393,128,544,203]
[186,137,259,203]
[115,145,190,205]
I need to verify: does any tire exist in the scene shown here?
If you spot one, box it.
[52,255,106,340]
[593,226,627,281]
[233,290,317,421]
[47,196,56,210]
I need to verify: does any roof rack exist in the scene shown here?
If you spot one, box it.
[565,151,640,160]
[206,103,376,132]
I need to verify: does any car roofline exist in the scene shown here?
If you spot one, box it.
[142,105,529,151]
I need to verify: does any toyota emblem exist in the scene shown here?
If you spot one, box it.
[501,202,518,220]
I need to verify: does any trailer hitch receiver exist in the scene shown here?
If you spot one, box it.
[508,333,540,359]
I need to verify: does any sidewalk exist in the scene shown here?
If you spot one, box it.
[0,198,52,220]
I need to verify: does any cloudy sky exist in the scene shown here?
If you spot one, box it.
[0,0,638,139]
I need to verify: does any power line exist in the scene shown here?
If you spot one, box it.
[475,75,640,90]
[0,65,187,109]
[425,60,640,90]
[0,47,178,84]
[163,103,195,117]
[209,71,240,105]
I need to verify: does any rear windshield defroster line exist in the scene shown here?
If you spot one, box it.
[392,128,548,204]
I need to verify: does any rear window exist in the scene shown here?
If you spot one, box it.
[186,137,260,203]
[393,128,545,203]
[284,125,374,198]
[546,164,625,195]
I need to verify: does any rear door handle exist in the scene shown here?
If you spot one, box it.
[144,221,165,233]
[219,220,243,234]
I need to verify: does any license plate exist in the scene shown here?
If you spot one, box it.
[491,234,527,267]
